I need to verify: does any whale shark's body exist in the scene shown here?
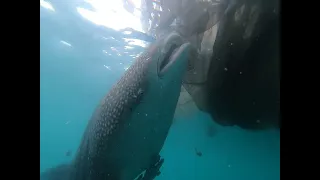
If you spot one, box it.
[41,32,191,180]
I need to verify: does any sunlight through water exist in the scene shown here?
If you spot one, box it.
[40,0,55,12]
[77,0,143,32]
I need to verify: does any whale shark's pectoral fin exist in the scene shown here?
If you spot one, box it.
[138,155,164,180]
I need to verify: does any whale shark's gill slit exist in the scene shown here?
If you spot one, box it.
[159,44,179,71]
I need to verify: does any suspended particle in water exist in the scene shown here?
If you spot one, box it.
[65,150,72,157]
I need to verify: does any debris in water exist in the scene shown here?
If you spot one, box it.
[65,150,72,157]
[195,148,202,157]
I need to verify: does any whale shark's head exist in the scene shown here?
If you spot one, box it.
[145,32,191,89]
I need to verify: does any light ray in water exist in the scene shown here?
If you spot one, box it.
[60,40,72,47]
[123,38,148,48]
[40,0,55,12]
[77,0,143,32]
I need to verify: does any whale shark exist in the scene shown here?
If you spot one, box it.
[40,32,191,180]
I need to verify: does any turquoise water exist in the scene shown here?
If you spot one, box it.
[40,1,280,179]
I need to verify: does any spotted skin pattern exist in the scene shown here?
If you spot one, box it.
[71,46,158,180]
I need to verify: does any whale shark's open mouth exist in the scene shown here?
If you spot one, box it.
[157,32,189,77]
[159,43,180,71]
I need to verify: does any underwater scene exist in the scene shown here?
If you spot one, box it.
[40,0,280,179]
